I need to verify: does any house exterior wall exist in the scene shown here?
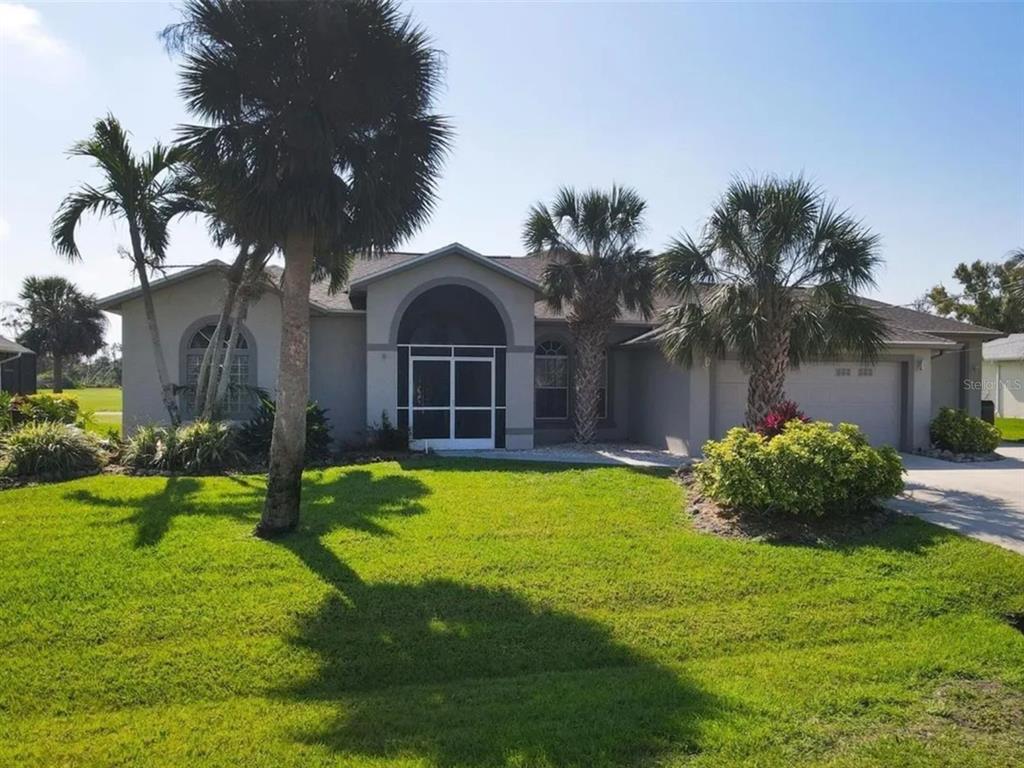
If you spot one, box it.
[985,359,1024,418]
[930,348,960,414]
[309,315,367,446]
[119,270,281,434]
[627,347,693,454]
[532,323,639,445]
[363,253,537,448]
[962,340,984,417]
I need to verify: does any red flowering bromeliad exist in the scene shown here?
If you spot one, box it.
[754,400,810,440]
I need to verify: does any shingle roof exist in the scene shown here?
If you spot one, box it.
[0,335,33,355]
[983,333,1024,361]
[100,249,1002,350]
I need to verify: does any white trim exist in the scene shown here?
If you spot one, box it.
[408,352,496,450]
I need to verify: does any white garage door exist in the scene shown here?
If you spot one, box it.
[714,359,902,447]
[997,361,1024,418]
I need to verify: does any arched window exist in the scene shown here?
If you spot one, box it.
[535,340,569,419]
[183,324,253,415]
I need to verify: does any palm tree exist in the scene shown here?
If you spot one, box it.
[1009,248,1024,304]
[656,175,888,427]
[52,116,194,423]
[164,0,451,536]
[523,186,656,443]
[15,276,106,393]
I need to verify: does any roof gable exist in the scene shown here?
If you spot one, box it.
[347,243,542,295]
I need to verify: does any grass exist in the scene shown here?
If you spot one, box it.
[996,417,1024,442]
[1,459,1022,767]
[38,387,122,435]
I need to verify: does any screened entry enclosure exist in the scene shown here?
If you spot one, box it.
[395,285,507,449]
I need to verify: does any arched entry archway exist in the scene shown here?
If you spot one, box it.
[396,285,507,449]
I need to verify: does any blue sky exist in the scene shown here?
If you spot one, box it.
[1,1,1022,342]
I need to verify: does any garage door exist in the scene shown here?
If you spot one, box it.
[714,359,902,447]
[998,361,1024,418]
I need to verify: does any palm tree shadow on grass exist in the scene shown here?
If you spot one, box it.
[63,468,428,551]
[272,473,724,765]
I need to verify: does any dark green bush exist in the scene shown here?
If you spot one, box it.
[0,422,105,478]
[929,407,1000,454]
[367,410,409,451]
[10,393,80,426]
[697,421,905,517]
[123,421,245,473]
[237,395,333,462]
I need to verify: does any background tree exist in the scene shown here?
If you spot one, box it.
[523,186,655,443]
[656,175,887,427]
[52,116,194,422]
[925,256,1024,333]
[14,276,106,393]
[165,0,452,536]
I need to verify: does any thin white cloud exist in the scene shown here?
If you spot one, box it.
[0,3,71,60]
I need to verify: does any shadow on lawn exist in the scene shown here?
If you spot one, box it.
[270,474,722,766]
[64,468,428,549]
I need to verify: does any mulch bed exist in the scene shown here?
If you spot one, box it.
[675,466,898,546]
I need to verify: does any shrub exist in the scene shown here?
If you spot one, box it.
[0,392,13,432]
[0,422,105,478]
[10,393,80,426]
[367,410,409,451]
[697,420,904,517]
[122,425,179,470]
[237,395,333,462]
[176,421,245,473]
[755,400,810,440]
[929,407,1000,454]
[123,421,244,473]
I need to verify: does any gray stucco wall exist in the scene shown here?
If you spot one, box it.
[627,347,693,454]
[119,270,281,434]
[363,252,538,448]
[930,348,960,414]
[309,315,367,446]
[532,323,640,445]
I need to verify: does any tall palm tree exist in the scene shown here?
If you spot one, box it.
[523,186,656,443]
[165,0,451,536]
[52,116,195,423]
[15,276,107,393]
[656,175,888,427]
[1009,248,1024,303]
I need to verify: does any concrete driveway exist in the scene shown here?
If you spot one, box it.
[888,445,1024,554]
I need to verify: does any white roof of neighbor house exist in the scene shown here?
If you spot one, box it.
[983,333,1024,361]
[0,335,33,355]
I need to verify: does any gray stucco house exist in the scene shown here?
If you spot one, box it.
[98,242,1001,454]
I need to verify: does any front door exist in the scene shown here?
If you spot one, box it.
[410,355,494,449]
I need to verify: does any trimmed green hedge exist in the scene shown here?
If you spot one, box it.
[929,407,1000,454]
[697,421,904,517]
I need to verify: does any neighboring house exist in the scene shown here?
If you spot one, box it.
[982,333,1024,418]
[0,335,36,396]
[98,243,1001,454]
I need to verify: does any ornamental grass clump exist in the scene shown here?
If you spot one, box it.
[0,422,105,478]
[697,420,904,517]
[123,421,245,474]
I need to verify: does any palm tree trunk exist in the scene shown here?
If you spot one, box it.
[212,280,252,413]
[52,354,64,394]
[132,251,181,426]
[571,322,606,444]
[744,329,790,427]
[197,248,249,419]
[257,233,314,538]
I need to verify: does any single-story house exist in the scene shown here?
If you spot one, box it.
[982,333,1024,418]
[98,243,1001,454]
[0,335,37,396]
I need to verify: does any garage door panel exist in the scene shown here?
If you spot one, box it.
[713,360,901,446]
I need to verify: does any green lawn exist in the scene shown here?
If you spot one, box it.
[1,460,1022,767]
[996,417,1024,442]
[39,387,122,435]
